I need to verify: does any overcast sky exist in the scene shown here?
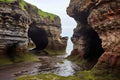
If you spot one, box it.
[24,0,76,31]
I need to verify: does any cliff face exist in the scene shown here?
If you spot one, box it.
[88,0,120,69]
[0,0,67,56]
[67,0,104,63]
[0,0,29,55]
[67,0,120,70]
[25,2,68,52]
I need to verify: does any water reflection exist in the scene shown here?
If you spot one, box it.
[0,56,81,80]
[53,59,80,76]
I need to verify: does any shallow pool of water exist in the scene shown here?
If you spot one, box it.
[0,56,81,80]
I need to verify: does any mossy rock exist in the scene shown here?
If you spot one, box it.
[17,69,120,80]
[38,9,57,20]
[12,52,39,62]
[16,61,120,80]
[44,49,66,56]
[19,0,26,11]
[0,52,39,66]
[0,55,13,66]
[0,0,15,3]
[17,73,80,80]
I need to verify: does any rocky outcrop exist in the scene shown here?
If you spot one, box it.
[67,0,104,62]
[67,0,120,71]
[0,0,30,55]
[28,22,48,51]
[25,2,68,52]
[0,0,67,57]
[88,0,120,69]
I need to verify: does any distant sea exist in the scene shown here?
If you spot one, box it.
[61,27,74,56]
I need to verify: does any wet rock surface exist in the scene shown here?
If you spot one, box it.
[0,56,81,80]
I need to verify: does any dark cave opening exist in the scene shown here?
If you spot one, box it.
[28,22,48,51]
[72,7,105,62]
[5,42,19,62]
[73,25,104,60]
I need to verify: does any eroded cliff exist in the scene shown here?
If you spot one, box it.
[67,0,120,74]
[0,0,67,63]
[0,0,29,56]
[25,2,68,54]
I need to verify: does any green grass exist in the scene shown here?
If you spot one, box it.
[17,69,120,80]
[0,0,15,3]
[44,49,66,56]
[0,0,57,20]
[0,52,39,66]
[38,9,57,20]
[13,52,39,62]
[0,0,26,10]
[17,73,67,80]
[0,55,13,66]
[19,0,26,11]
[67,55,89,69]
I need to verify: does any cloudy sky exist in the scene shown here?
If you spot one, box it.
[24,0,76,34]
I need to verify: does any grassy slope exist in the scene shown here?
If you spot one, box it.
[0,0,57,20]
[19,0,26,11]
[0,0,15,3]
[38,9,57,20]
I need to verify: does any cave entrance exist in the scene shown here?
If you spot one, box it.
[28,22,48,52]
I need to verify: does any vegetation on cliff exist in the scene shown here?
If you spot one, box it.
[19,0,26,10]
[0,0,15,3]
[0,0,62,65]
[38,9,57,20]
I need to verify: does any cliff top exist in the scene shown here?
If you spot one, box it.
[0,0,60,27]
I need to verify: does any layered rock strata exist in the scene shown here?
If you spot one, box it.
[25,3,68,52]
[67,0,104,62]
[0,0,67,56]
[67,0,120,71]
[0,0,29,55]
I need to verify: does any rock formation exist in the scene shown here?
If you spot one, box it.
[67,0,104,62]
[0,0,68,57]
[67,0,120,73]
[28,22,48,51]
[25,2,68,52]
[0,0,29,55]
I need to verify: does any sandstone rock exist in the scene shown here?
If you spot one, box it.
[0,0,29,55]
[0,0,68,57]
[88,0,120,69]
[67,0,104,61]
[67,0,120,70]
[25,1,68,52]
[97,52,120,67]
[28,22,48,51]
